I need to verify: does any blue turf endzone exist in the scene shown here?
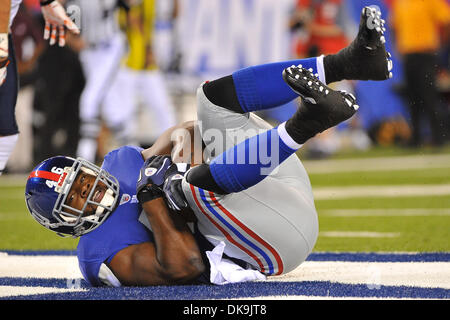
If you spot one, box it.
[0,278,449,300]
[0,252,449,300]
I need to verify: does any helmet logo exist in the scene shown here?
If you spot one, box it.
[57,171,68,188]
[55,167,73,193]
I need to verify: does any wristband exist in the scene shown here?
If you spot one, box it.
[40,0,55,6]
[137,184,163,204]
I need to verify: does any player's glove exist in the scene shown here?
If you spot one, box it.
[162,163,191,211]
[136,155,173,204]
[40,0,80,47]
[0,33,9,86]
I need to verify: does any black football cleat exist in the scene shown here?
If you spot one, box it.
[325,6,393,82]
[282,65,359,143]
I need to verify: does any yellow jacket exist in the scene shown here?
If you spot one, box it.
[119,0,158,70]
[391,0,450,54]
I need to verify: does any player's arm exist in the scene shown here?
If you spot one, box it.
[110,198,204,286]
[40,0,80,46]
[108,199,204,286]
[108,157,205,286]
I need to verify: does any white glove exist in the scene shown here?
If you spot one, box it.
[41,0,80,47]
[0,33,8,86]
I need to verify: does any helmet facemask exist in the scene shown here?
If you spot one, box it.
[52,158,120,237]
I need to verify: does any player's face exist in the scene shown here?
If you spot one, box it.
[65,171,108,217]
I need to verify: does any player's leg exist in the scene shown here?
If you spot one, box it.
[102,67,138,147]
[76,35,125,162]
[76,50,104,162]
[190,55,357,192]
[0,34,19,175]
[413,54,444,146]
[202,57,323,116]
[195,56,323,165]
[181,6,391,275]
[202,6,391,117]
[324,6,392,83]
[188,65,359,194]
[139,69,177,136]
[183,176,318,275]
[0,135,18,174]
[183,74,325,275]
[182,65,360,275]
[188,6,390,192]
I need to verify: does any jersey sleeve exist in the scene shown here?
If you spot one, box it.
[78,258,103,287]
[102,145,144,171]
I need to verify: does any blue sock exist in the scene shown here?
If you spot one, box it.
[209,125,299,193]
[232,57,319,112]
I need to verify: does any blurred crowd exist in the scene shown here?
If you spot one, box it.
[4,0,450,173]
[288,0,450,157]
[8,0,181,172]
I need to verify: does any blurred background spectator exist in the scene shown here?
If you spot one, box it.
[291,0,354,58]
[32,28,85,165]
[7,2,45,172]
[288,0,368,158]
[4,0,450,174]
[102,0,177,151]
[390,0,450,148]
[72,0,127,164]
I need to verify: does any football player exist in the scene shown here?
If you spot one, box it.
[73,0,129,163]
[0,0,79,175]
[102,0,178,149]
[25,7,392,286]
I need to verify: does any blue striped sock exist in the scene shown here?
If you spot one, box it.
[209,125,299,193]
[232,57,319,112]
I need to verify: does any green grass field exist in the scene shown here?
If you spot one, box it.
[307,146,450,253]
[1,146,449,253]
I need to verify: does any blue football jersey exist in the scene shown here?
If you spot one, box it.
[77,146,152,286]
[76,146,214,286]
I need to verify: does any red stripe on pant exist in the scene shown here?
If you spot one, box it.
[209,191,284,275]
[189,184,266,273]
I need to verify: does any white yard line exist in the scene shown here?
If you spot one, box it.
[320,208,450,217]
[0,286,85,298]
[313,184,450,199]
[0,254,82,278]
[319,231,401,238]
[302,154,450,173]
[268,261,450,289]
